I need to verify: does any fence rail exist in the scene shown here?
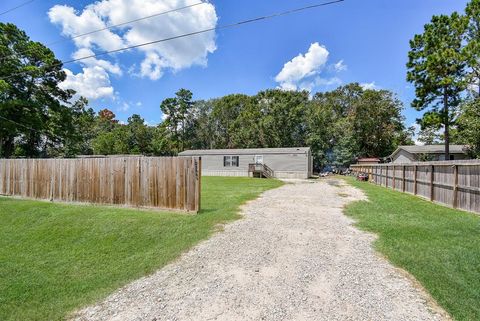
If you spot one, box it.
[351,160,480,214]
[0,157,201,212]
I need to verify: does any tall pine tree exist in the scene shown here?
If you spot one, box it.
[407,12,467,159]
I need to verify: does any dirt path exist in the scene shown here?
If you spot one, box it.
[72,179,449,321]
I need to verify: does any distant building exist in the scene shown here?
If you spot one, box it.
[388,145,469,163]
[356,157,381,165]
[179,147,312,179]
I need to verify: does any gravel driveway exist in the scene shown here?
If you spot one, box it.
[72,178,449,321]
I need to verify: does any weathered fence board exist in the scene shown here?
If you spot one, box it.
[351,160,480,214]
[0,157,201,212]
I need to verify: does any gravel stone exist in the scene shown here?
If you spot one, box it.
[71,179,450,321]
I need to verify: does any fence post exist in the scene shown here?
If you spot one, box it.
[402,165,406,192]
[383,166,386,187]
[430,165,435,202]
[385,166,388,187]
[196,157,202,212]
[378,166,381,185]
[413,165,417,195]
[392,165,396,190]
[453,164,458,209]
[50,159,55,201]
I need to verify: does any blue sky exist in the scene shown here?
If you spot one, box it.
[0,0,470,128]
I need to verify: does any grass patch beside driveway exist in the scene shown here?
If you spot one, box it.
[0,177,283,321]
[343,177,480,321]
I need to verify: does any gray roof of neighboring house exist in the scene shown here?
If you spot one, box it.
[179,147,310,156]
[390,145,467,158]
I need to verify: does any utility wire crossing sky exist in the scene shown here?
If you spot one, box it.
[0,0,344,81]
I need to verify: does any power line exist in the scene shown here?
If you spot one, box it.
[0,114,71,143]
[50,1,206,46]
[0,115,39,132]
[0,1,207,62]
[0,0,345,81]
[0,0,36,16]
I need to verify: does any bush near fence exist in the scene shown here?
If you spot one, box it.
[0,156,201,212]
[351,160,480,214]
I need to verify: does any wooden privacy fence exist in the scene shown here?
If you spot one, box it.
[0,157,201,212]
[351,160,480,214]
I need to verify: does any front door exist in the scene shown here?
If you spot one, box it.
[254,155,263,165]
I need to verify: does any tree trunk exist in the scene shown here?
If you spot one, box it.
[181,118,184,152]
[476,69,480,98]
[444,87,450,160]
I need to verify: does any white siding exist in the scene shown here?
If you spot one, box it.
[263,153,308,172]
[192,150,311,178]
[201,155,252,172]
[392,150,415,163]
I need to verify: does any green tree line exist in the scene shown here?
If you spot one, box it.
[156,85,412,169]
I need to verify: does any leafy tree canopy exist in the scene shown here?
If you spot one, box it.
[0,23,88,158]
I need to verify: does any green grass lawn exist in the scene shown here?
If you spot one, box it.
[0,176,283,321]
[343,177,480,321]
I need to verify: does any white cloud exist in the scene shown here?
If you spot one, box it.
[296,77,342,92]
[334,59,347,72]
[275,42,329,91]
[119,102,130,112]
[140,52,165,80]
[49,0,217,81]
[120,1,217,79]
[58,50,121,101]
[315,76,342,87]
[296,81,315,93]
[49,0,218,100]
[72,48,122,75]
[59,66,114,100]
[48,5,125,52]
[136,101,142,107]
[360,82,378,90]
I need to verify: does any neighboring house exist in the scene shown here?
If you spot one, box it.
[178,147,312,179]
[388,145,469,163]
[356,157,381,165]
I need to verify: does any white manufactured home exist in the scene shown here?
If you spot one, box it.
[179,147,313,179]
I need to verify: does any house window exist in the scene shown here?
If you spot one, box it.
[223,156,239,167]
[450,155,455,160]
[254,155,263,165]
